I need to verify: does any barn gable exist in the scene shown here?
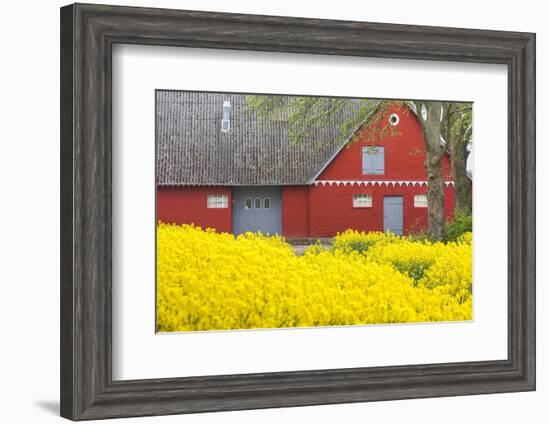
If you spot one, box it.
[314,104,453,182]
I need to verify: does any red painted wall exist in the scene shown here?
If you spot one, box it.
[307,184,455,237]
[156,184,455,237]
[282,186,309,237]
[317,105,453,181]
[156,186,232,233]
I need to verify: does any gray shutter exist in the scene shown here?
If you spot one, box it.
[374,147,385,174]
[362,147,372,174]
[362,146,384,175]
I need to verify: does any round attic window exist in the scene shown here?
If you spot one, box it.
[389,113,400,126]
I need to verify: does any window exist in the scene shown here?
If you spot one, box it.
[221,119,230,132]
[207,194,229,209]
[414,194,428,208]
[389,113,400,126]
[245,197,270,210]
[353,194,372,208]
[362,146,384,175]
[221,100,231,133]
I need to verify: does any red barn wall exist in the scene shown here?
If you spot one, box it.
[156,186,232,233]
[316,105,452,182]
[282,186,309,237]
[307,184,455,237]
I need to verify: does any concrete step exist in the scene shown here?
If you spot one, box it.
[286,238,334,246]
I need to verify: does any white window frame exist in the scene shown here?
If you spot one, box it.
[414,194,428,208]
[263,197,271,210]
[254,197,262,210]
[207,194,229,209]
[221,119,230,132]
[244,198,252,210]
[389,113,400,126]
[352,194,373,208]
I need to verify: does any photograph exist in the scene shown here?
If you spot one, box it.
[155,90,473,333]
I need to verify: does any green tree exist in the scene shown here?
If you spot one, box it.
[246,95,384,145]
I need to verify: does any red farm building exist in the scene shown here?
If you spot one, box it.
[156,91,458,237]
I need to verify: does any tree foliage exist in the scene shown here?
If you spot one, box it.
[247,95,388,145]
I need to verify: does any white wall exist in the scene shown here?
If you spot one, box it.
[0,0,545,423]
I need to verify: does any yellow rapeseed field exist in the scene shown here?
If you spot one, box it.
[157,224,472,332]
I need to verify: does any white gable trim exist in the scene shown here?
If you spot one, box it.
[311,180,455,187]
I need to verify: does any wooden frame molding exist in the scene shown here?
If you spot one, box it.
[60,3,535,420]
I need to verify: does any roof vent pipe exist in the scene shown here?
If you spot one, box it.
[221,100,230,133]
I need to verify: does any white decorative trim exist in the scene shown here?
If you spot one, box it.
[312,180,455,187]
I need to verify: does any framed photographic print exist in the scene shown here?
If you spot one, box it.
[60,3,536,420]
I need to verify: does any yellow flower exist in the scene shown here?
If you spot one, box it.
[156,224,472,332]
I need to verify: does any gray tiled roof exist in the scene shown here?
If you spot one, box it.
[156,90,358,186]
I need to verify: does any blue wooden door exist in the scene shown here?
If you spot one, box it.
[383,196,404,235]
[232,186,282,235]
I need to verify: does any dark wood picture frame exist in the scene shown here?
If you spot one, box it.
[60,3,536,420]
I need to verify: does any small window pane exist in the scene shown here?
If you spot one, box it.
[254,198,261,209]
[245,198,252,209]
[353,194,372,208]
[414,195,428,208]
[221,119,230,132]
[263,197,271,209]
[207,194,228,209]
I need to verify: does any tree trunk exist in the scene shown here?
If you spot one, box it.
[444,103,472,215]
[449,138,471,214]
[421,103,446,241]
[426,155,445,240]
